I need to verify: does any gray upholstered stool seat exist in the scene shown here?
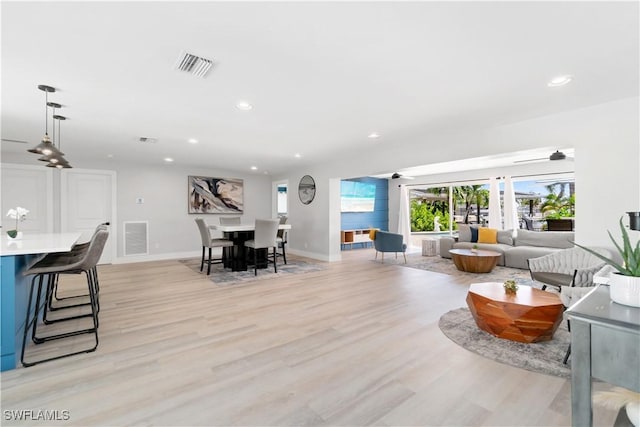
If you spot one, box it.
[21,228,109,367]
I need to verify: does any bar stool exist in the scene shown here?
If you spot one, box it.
[21,228,109,367]
[44,223,109,316]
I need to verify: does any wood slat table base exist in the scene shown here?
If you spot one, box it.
[466,282,564,343]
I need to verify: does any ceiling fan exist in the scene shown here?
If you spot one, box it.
[1,138,29,144]
[513,150,573,165]
[391,172,415,180]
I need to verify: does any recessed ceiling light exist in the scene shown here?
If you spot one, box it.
[294,153,302,158]
[547,75,573,87]
[164,157,174,163]
[188,138,198,144]
[107,154,114,158]
[250,166,258,170]
[236,101,253,111]
[368,132,380,139]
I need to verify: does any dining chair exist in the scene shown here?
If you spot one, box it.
[219,217,241,225]
[276,216,288,264]
[244,219,280,276]
[195,218,234,275]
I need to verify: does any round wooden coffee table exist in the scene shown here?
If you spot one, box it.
[449,248,501,273]
[466,282,564,343]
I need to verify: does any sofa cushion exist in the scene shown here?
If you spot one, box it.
[458,224,471,242]
[478,227,498,244]
[497,229,514,246]
[515,229,574,249]
[505,246,563,270]
[470,227,479,243]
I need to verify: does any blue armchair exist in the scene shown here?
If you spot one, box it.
[373,230,407,263]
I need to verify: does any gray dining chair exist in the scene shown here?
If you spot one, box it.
[276,216,288,264]
[244,219,280,276]
[195,218,234,275]
[219,217,241,225]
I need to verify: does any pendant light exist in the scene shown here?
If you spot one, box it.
[27,85,57,155]
[46,115,72,169]
[38,102,67,164]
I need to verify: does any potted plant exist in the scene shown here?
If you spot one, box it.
[471,244,479,253]
[574,217,640,308]
[5,207,29,239]
[503,279,518,294]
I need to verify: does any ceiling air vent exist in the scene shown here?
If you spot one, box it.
[139,137,158,144]
[175,51,214,78]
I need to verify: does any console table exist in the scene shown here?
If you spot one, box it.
[565,285,640,427]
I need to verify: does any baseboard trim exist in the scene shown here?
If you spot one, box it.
[113,250,203,264]
[113,248,340,265]
[287,248,341,262]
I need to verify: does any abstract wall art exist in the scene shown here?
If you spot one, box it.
[188,176,244,214]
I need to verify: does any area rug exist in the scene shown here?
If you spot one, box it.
[376,254,539,286]
[439,307,570,378]
[179,257,326,286]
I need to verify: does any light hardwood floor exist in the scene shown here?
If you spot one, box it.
[1,249,617,426]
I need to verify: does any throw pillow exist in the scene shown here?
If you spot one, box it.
[478,227,498,244]
[497,229,514,246]
[369,229,377,240]
[470,227,479,243]
[458,224,471,242]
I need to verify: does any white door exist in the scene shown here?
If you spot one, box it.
[61,169,116,264]
[1,164,54,233]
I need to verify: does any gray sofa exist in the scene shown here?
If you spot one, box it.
[439,226,575,269]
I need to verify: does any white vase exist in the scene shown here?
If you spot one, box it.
[609,273,640,308]
[7,231,23,240]
[627,401,640,427]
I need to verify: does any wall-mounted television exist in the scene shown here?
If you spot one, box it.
[341,181,376,212]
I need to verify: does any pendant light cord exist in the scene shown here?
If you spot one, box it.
[44,90,49,135]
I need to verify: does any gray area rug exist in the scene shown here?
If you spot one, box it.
[439,307,570,378]
[179,257,326,286]
[377,253,540,286]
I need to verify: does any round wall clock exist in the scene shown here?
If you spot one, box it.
[298,175,316,205]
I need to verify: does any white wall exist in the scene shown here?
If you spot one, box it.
[275,97,639,259]
[4,97,637,262]
[0,159,273,262]
[115,165,272,261]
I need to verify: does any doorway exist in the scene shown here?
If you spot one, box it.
[272,180,288,218]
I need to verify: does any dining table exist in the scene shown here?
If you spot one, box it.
[209,223,291,272]
[0,232,81,371]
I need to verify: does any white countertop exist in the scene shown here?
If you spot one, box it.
[0,232,82,256]
[210,224,292,232]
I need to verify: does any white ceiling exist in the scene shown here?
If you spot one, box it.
[1,1,638,175]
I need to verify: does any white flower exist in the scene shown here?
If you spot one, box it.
[6,207,29,221]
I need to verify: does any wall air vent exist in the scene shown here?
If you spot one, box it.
[139,137,158,144]
[175,51,214,78]
[123,221,149,256]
